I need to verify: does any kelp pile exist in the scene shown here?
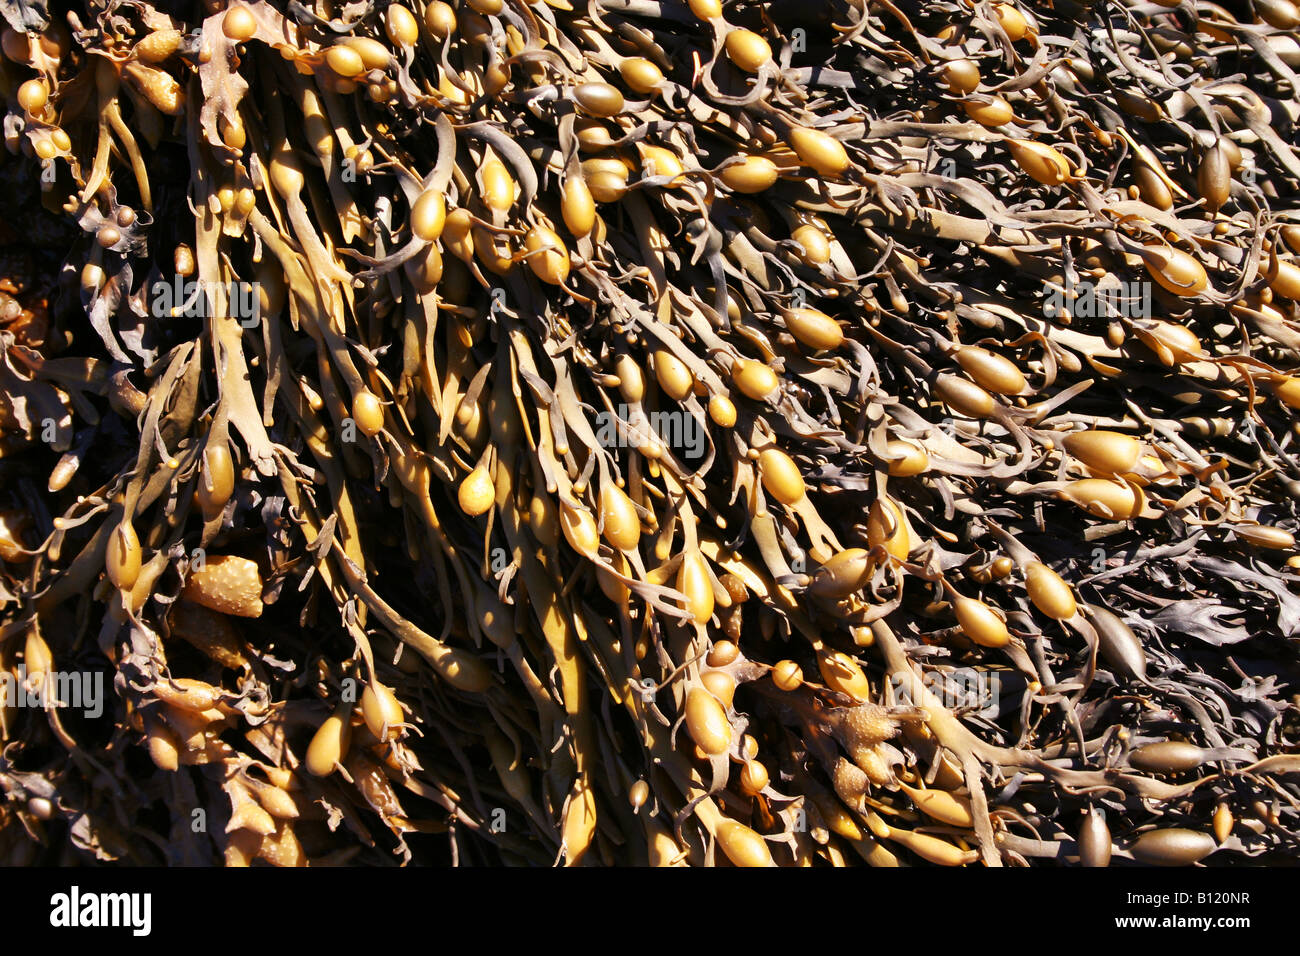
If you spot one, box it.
[1,0,1300,867]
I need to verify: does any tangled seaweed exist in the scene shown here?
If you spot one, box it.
[1,0,1300,866]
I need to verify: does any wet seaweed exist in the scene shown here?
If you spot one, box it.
[0,0,1299,866]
